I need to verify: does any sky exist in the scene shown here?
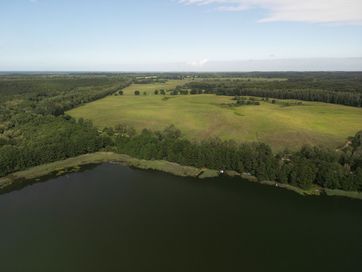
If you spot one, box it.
[0,0,361,71]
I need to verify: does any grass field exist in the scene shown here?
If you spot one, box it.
[68,87,362,151]
[201,77,287,82]
[119,78,284,96]
[120,79,192,95]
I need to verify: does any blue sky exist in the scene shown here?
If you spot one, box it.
[0,0,361,71]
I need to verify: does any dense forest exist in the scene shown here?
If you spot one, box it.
[0,114,108,176]
[0,75,130,175]
[0,75,131,118]
[0,73,361,192]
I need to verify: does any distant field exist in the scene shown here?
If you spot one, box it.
[120,79,192,95]
[68,88,362,150]
[202,77,287,82]
[120,78,285,96]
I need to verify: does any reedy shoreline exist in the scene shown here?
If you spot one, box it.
[0,152,361,200]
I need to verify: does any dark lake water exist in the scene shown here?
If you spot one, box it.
[0,163,361,272]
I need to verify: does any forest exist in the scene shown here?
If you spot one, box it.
[0,75,131,118]
[0,73,361,192]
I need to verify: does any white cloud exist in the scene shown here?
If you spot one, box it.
[179,0,362,24]
[189,58,209,67]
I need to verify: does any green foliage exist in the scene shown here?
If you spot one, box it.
[316,162,345,189]
[236,98,261,106]
[114,123,137,138]
[351,131,362,148]
[0,115,106,176]
[289,159,317,189]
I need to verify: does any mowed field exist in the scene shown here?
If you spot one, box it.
[68,87,362,151]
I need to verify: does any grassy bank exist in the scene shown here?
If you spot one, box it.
[1,152,361,200]
[0,152,219,192]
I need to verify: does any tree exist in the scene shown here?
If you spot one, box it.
[290,159,317,189]
[0,145,20,176]
[134,90,140,96]
[352,131,362,148]
[277,163,291,184]
[154,90,159,95]
[316,162,345,189]
[162,125,181,140]
[354,168,362,190]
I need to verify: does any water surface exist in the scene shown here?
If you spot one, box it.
[0,163,361,272]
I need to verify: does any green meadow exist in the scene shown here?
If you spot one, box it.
[68,88,362,150]
[121,79,193,95]
[118,78,282,96]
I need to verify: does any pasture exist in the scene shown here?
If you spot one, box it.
[68,90,362,151]
[120,79,192,95]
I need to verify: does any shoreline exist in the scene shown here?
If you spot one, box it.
[0,152,361,200]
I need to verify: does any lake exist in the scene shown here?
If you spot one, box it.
[0,163,361,272]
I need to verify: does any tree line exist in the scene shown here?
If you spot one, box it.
[108,125,362,191]
[184,80,362,107]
